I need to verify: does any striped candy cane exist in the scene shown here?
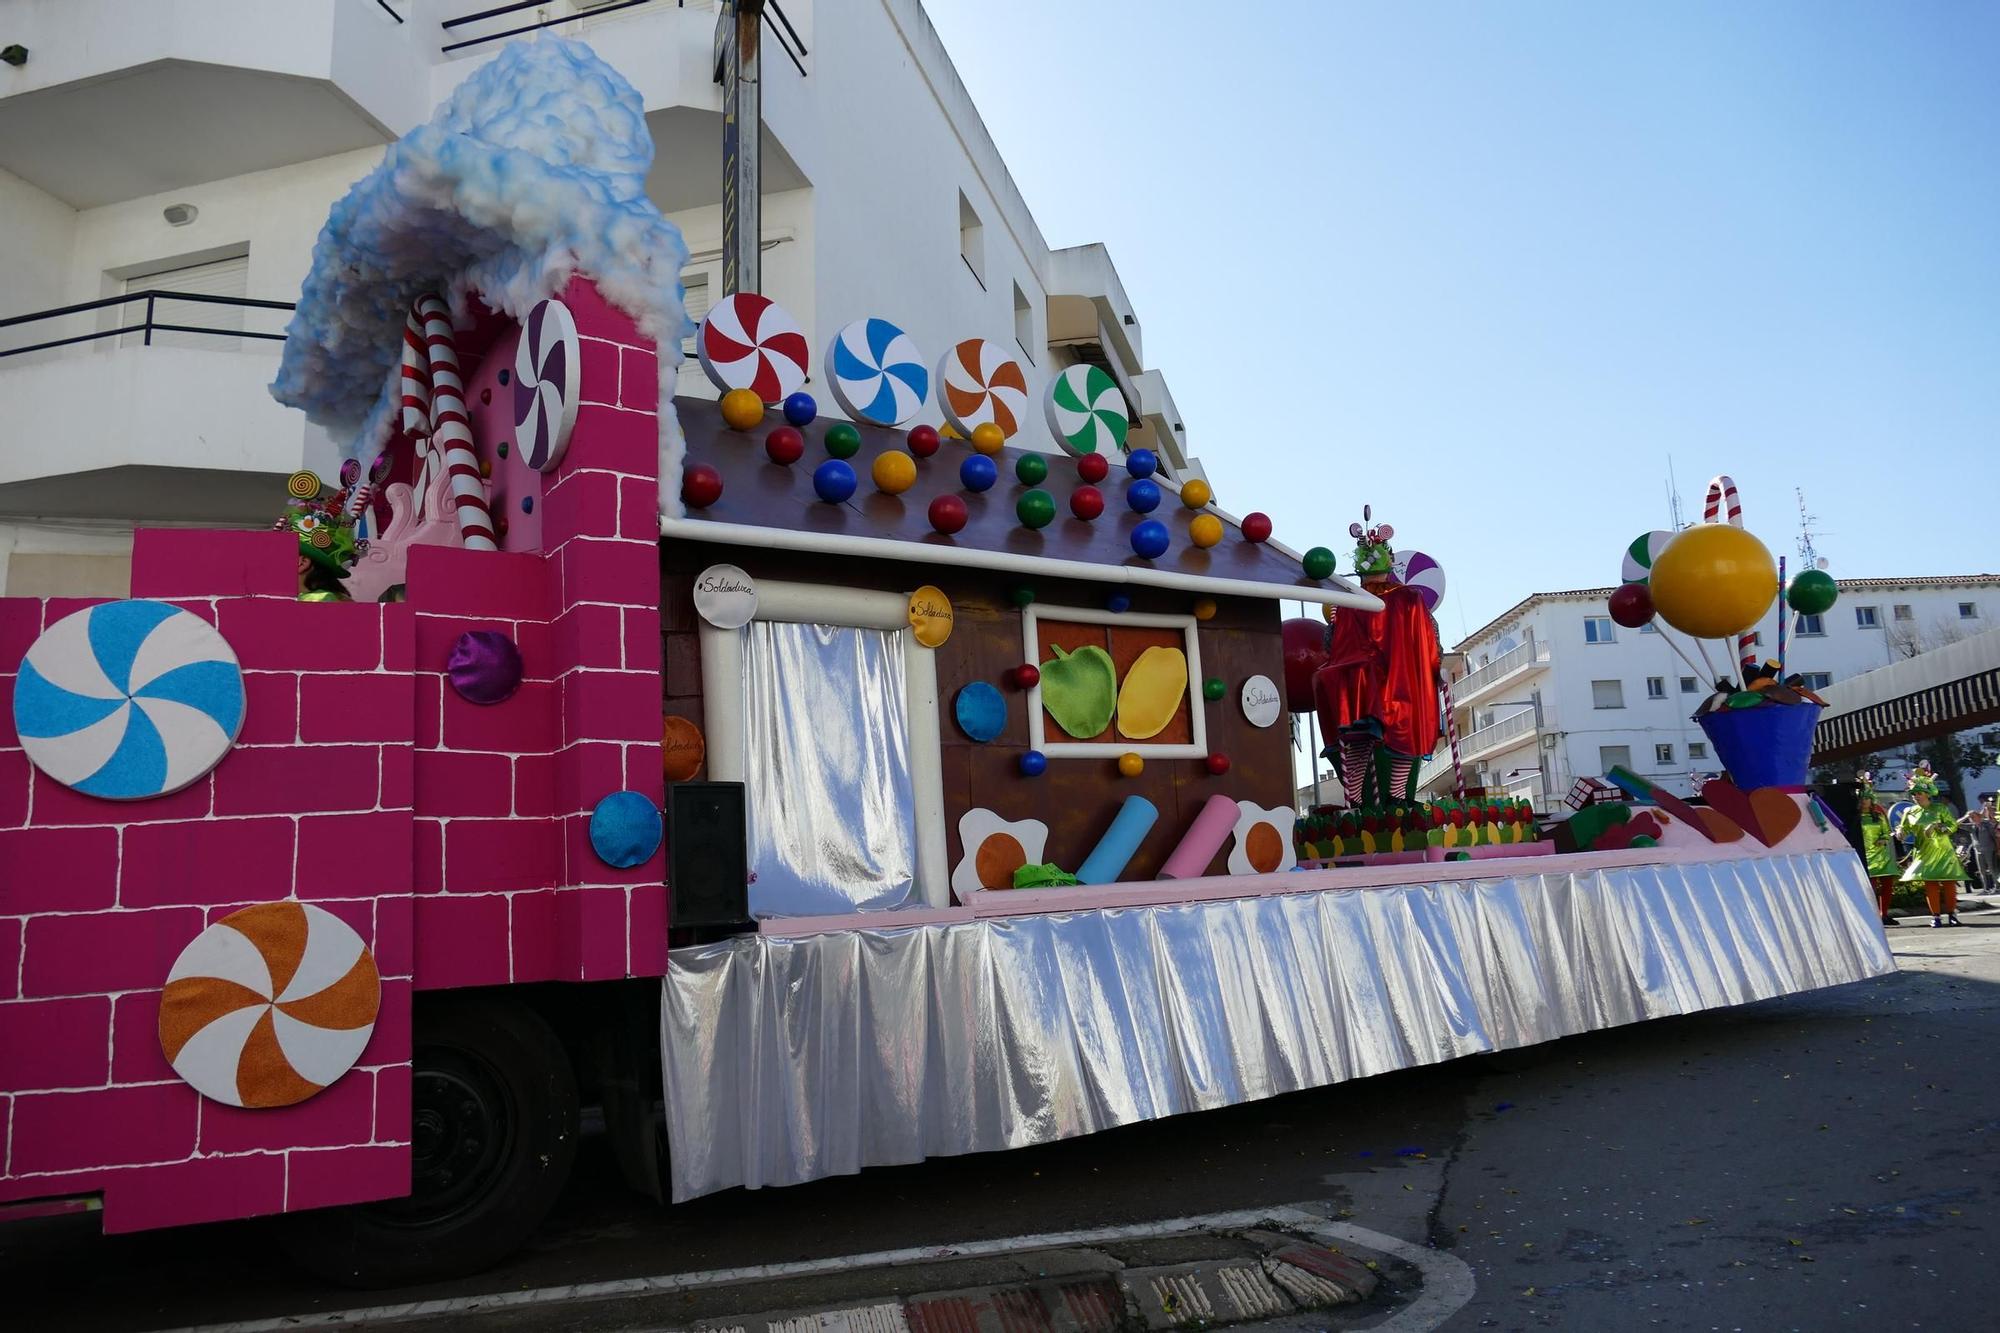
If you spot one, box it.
[1439,674,1466,798]
[1704,474,1757,669]
[412,293,497,552]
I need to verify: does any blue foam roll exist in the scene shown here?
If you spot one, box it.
[1076,795,1159,885]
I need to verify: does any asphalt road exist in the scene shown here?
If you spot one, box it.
[9,911,1999,1332]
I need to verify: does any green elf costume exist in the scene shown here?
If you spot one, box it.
[1856,772,1900,926]
[1897,765,1967,927]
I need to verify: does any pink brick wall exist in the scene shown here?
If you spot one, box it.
[0,278,666,1232]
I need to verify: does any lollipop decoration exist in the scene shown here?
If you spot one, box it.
[938,338,1029,439]
[513,297,581,472]
[1619,531,1674,586]
[696,292,809,404]
[826,318,929,426]
[1044,363,1128,456]
[1391,550,1447,612]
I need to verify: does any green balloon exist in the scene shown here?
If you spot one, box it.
[1016,489,1056,530]
[1786,568,1838,615]
[1302,546,1337,580]
[824,422,862,459]
[1015,454,1049,486]
[1202,677,1226,701]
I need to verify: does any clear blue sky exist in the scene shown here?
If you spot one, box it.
[925,0,2000,643]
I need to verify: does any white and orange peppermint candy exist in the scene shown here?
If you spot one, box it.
[159,902,380,1109]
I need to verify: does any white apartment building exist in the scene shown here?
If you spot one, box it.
[0,0,1192,596]
[1419,575,2000,808]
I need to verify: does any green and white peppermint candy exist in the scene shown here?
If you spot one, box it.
[1620,530,1674,585]
[1044,364,1128,457]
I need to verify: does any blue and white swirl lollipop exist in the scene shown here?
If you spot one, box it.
[13,600,245,800]
[825,318,929,426]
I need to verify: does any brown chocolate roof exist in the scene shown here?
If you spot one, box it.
[663,396,1376,609]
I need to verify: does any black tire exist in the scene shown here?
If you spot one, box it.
[279,993,579,1287]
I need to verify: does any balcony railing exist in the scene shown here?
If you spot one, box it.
[1459,708,1538,759]
[1453,636,1551,701]
[0,291,295,359]
[440,0,808,75]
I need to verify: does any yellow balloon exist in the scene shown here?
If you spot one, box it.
[719,388,764,431]
[1179,479,1213,509]
[872,449,918,494]
[1188,513,1224,548]
[970,422,1006,455]
[1649,524,1778,638]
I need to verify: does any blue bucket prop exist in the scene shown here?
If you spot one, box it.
[1696,702,1821,789]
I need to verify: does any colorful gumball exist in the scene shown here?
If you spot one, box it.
[782,391,817,427]
[824,422,862,459]
[1649,524,1778,638]
[1011,584,1036,606]
[970,422,1006,455]
[1016,489,1056,530]
[1787,568,1838,615]
[720,388,763,431]
[812,459,857,503]
[1077,452,1110,483]
[1106,592,1132,613]
[1020,750,1048,777]
[681,463,723,508]
[1013,663,1040,690]
[1607,580,1655,629]
[1189,514,1224,548]
[1193,597,1218,621]
[1302,547,1337,580]
[1015,454,1049,486]
[1280,618,1329,711]
[928,493,968,534]
[1117,752,1144,778]
[1070,485,1105,520]
[872,450,917,494]
[1205,753,1231,776]
[764,426,804,464]
[1131,519,1171,559]
[907,423,941,457]
[1180,479,1212,509]
[1203,676,1227,701]
[1126,448,1158,479]
[1241,512,1273,543]
[961,454,998,492]
[1127,479,1162,513]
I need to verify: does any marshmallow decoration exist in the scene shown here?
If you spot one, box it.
[827,318,930,426]
[14,601,245,800]
[697,292,809,404]
[159,903,380,1109]
[513,297,581,472]
[938,338,1029,439]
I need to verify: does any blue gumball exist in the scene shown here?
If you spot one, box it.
[782,392,817,427]
[813,459,857,503]
[960,453,999,493]
[1131,518,1170,559]
[1126,478,1162,513]
[1020,750,1048,777]
[1106,593,1132,613]
[1126,448,1158,479]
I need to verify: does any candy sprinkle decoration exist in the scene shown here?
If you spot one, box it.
[159,902,379,1108]
[1044,363,1128,457]
[827,318,929,426]
[696,292,809,404]
[14,600,245,800]
[938,338,1029,440]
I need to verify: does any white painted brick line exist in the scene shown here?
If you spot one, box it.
[1215,1265,1287,1317]
[1263,1258,1347,1306]
[1148,1273,1213,1321]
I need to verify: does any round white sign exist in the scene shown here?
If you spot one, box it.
[693,563,758,629]
[1240,674,1282,729]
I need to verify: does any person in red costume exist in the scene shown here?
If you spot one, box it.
[1312,509,1443,807]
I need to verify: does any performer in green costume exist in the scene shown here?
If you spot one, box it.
[1897,764,1967,927]
[1857,773,1900,926]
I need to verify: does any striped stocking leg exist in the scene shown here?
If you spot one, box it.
[1339,734,1374,808]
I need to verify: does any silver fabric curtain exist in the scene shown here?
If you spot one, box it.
[740,620,916,917]
[661,850,1892,1200]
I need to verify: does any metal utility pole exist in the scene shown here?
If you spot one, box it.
[717,0,764,296]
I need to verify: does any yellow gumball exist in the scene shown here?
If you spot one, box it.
[871,449,917,495]
[970,422,1006,455]
[719,388,764,431]
[1188,514,1224,549]
[1117,752,1144,778]
[1649,524,1778,638]
[1192,597,1218,621]
[1179,479,1213,509]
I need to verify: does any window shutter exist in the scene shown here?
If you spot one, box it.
[124,254,249,350]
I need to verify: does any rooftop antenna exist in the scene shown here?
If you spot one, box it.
[1667,457,1686,530]
[1796,487,1827,570]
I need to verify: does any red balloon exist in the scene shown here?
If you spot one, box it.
[1607,581,1655,629]
[908,424,941,458]
[1205,752,1231,776]
[765,426,805,465]
[1281,616,1330,712]
[1069,484,1105,520]
[1013,663,1040,690]
[1077,452,1110,483]
[681,463,724,508]
[1241,511,1273,543]
[928,494,968,535]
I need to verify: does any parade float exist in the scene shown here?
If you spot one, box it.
[0,39,1893,1284]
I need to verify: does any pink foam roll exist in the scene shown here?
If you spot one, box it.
[1156,793,1242,881]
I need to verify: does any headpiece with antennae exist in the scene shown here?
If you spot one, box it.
[1350,504,1396,578]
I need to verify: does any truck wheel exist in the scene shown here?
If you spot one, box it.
[279,994,579,1287]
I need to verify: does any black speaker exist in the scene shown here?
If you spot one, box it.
[1812,780,1864,857]
[668,781,749,928]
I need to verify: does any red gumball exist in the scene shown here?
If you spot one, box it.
[1241,511,1273,543]
[1205,752,1231,776]
[928,493,969,535]
[1069,484,1105,520]
[681,463,724,508]
[1281,616,1330,713]
[1013,663,1040,690]
[1077,452,1110,483]
[765,426,805,465]
[908,424,942,458]
[1607,581,1655,629]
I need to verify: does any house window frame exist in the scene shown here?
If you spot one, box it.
[1961,602,1980,620]
[1583,616,1616,644]
[1679,675,1699,694]
[1893,604,1914,622]
[1591,679,1625,710]
[1646,676,1666,700]
[1855,605,1879,628]
[958,190,985,289]
[1794,612,1825,637]
[1021,605,1207,758]
[1688,741,1708,760]
[1655,743,1674,765]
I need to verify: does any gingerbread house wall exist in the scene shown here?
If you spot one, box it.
[0,277,664,1232]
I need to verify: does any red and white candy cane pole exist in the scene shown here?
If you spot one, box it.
[1703,474,1758,673]
[1438,674,1466,798]
[412,293,497,552]
[400,304,439,505]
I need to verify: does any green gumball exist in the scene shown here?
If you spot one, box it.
[1015,454,1049,486]
[1302,546,1337,580]
[1786,568,1838,616]
[1016,489,1056,530]
[1202,677,1226,701]
[1011,584,1037,607]
[824,422,862,459]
